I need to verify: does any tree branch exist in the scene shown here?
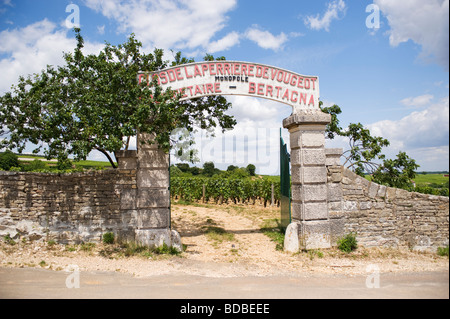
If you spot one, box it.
[95,147,117,169]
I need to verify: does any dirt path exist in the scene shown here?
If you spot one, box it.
[1,203,448,278]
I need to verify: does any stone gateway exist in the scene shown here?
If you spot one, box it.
[0,61,448,253]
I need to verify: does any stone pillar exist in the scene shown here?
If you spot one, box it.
[118,133,181,250]
[283,110,331,251]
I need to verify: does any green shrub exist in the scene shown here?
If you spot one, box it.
[0,150,19,171]
[437,246,449,257]
[337,233,358,253]
[102,232,115,244]
[24,159,48,172]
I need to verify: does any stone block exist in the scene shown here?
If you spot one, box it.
[137,189,170,208]
[291,184,327,203]
[283,111,331,129]
[120,188,137,210]
[328,183,343,202]
[299,220,331,249]
[291,149,326,166]
[343,201,358,212]
[325,148,343,166]
[303,184,327,202]
[301,131,326,148]
[133,208,170,229]
[302,166,327,184]
[302,202,328,220]
[135,228,182,251]
[328,200,342,212]
[138,149,169,168]
[117,156,138,170]
[137,169,169,188]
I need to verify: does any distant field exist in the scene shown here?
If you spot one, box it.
[17,154,115,169]
[413,174,449,187]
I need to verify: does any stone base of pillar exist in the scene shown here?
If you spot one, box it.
[135,229,182,252]
[284,221,331,252]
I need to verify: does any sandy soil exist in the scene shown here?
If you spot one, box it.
[0,202,448,278]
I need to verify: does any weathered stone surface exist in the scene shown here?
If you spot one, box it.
[132,208,170,229]
[284,222,299,253]
[328,167,449,251]
[134,228,182,251]
[136,169,170,188]
[137,189,170,208]
[325,148,342,166]
[299,220,331,250]
[137,149,169,168]
[301,202,328,220]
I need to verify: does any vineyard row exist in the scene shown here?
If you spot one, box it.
[170,177,283,206]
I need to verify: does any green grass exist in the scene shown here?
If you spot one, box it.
[413,174,449,187]
[260,219,285,251]
[437,246,449,257]
[203,226,235,243]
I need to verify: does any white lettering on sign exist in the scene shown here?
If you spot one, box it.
[138,61,320,111]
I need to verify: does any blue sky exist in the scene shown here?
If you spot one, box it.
[0,0,448,173]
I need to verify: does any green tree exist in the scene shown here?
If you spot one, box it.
[372,151,420,189]
[227,165,238,171]
[0,150,19,171]
[176,163,191,173]
[0,29,236,168]
[320,102,390,176]
[203,161,216,177]
[319,101,419,187]
[246,164,256,176]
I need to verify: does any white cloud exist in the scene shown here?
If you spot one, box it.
[227,96,287,122]
[400,94,434,108]
[0,19,103,94]
[368,96,449,170]
[207,31,240,53]
[84,0,237,52]
[374,0,449,70]
[244,26,289,51]
[304,0,346,31]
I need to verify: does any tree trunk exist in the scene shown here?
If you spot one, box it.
[96,148,117,169]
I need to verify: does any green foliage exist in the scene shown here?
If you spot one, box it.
[372,151,419,189]
[246,164,256,176]
[0,29,235,168]
[23,159,48,172]
[202,161,216,177]
[203,226,235,243]
[319,101,422,188]
[0,150,19,171]
[337,233,358,253]
[171,176,281,207]
[437,246,449,257]
[2,233,16,246]
[320,102,390,176]
[102,232,115,244]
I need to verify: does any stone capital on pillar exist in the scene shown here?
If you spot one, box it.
[283,110,331,131]
[283,110,332,252]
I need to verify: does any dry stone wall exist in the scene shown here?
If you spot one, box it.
[327,165,449,251]
[1,149,448,253]
[0,169,137,244]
